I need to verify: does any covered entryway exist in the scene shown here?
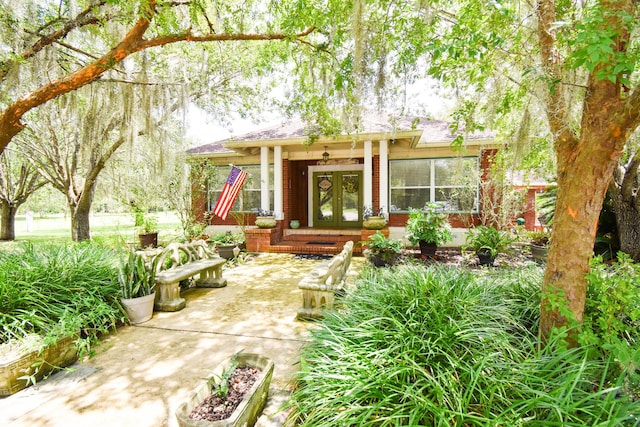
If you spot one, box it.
[311,169,363,229]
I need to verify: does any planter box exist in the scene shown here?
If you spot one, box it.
[176,353,274,427]
[0,335,77,396]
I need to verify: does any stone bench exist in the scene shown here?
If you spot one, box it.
[138,240,227,312]
[296,241,354,320]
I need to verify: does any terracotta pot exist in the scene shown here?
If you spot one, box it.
[176,353,274,427]
[138,232,158,248]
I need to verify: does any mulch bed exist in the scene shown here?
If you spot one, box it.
[405,247,533,269]
[188,366,261,422]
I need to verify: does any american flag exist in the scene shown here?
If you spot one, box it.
[212,166,248,220]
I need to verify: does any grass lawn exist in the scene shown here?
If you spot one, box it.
[4,211,182,247]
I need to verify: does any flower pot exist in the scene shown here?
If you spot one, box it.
[138,232,158,248]
[120,292,156,324]
[363,216,386,230]
[530,243,548,264]
[418,240,438,258]
[0,335,77,396]
[476,250,496,267]
[216,244,238,260]
[176,353,274,427]
[289,219,300,229]
[369,252,399,267]
[255,216,276,229]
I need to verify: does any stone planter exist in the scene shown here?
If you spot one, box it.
[362,216,387,230]
[216,244,239,260]
[120,292,156,324]
[176,353,274,427]
[530,243,548,264]
[0,335,77,396]
[255,216,276,229]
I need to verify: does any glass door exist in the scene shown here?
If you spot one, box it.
[313,171,362,228]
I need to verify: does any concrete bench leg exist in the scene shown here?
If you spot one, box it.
[196,266,227,288]
[154,281,186,311]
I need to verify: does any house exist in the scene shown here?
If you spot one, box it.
[186,112,525,255]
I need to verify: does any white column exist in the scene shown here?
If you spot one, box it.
[274,145,283,220]
[379,139,388,217]
[260,146,270,212]
[364,140,373,209]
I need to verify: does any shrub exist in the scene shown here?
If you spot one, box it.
[287,264,640,426]
[0,242,121,355]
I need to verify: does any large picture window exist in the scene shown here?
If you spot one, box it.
[207,164,273,213]
[389,157,479,213]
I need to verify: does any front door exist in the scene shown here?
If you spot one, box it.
[313,171,363,228]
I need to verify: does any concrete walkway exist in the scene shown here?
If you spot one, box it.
[1,253,364,427]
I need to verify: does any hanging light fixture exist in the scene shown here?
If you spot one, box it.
[322,146,330,163]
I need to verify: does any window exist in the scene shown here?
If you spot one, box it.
[389,157,479,213]
[207,165,274,213]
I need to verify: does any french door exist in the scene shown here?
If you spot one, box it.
[312,170,363,228]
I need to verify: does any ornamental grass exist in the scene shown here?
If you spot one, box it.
[288,262,640,426]
[0,242,122,356]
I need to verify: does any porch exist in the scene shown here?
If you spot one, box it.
[245,226,387,256]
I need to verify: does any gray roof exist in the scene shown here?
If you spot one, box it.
[186,113,495,156]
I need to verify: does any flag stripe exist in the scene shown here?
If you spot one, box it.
[212,166,248,220]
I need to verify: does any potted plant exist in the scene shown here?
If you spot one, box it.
[138,214,159,248]
[118,250,157,324]
[362,205,387,230]
[364,231,403,267]
[211,231,244,260]
[254,209,276,229]
[405,204,453,257]
[463,225,513,266]
[528,229,550,263]
[175,352,274,427]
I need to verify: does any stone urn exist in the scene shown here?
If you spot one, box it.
[255,216,276,229]
[362,216,386,230]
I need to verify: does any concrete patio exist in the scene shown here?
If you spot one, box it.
[0,253,364,427]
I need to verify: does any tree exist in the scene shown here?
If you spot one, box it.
[17,85,131,241]
[609,138,640,261]
[0,0,314,156]
[0,148,47,240]
[419,0,640,339]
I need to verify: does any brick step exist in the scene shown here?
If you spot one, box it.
[269,240,363,255]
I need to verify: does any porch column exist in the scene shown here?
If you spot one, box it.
[260,146,270,212]
[379,139,388,216]
[364,140,373,209]
[274,145,283,220]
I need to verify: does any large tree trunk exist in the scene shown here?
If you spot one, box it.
[71,204,91,242]
[610,191,640,261]
[0,201,18,240]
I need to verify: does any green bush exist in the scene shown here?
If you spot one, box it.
[0,242,122,355]
[581,253,640,398]
[288,264,640,426]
